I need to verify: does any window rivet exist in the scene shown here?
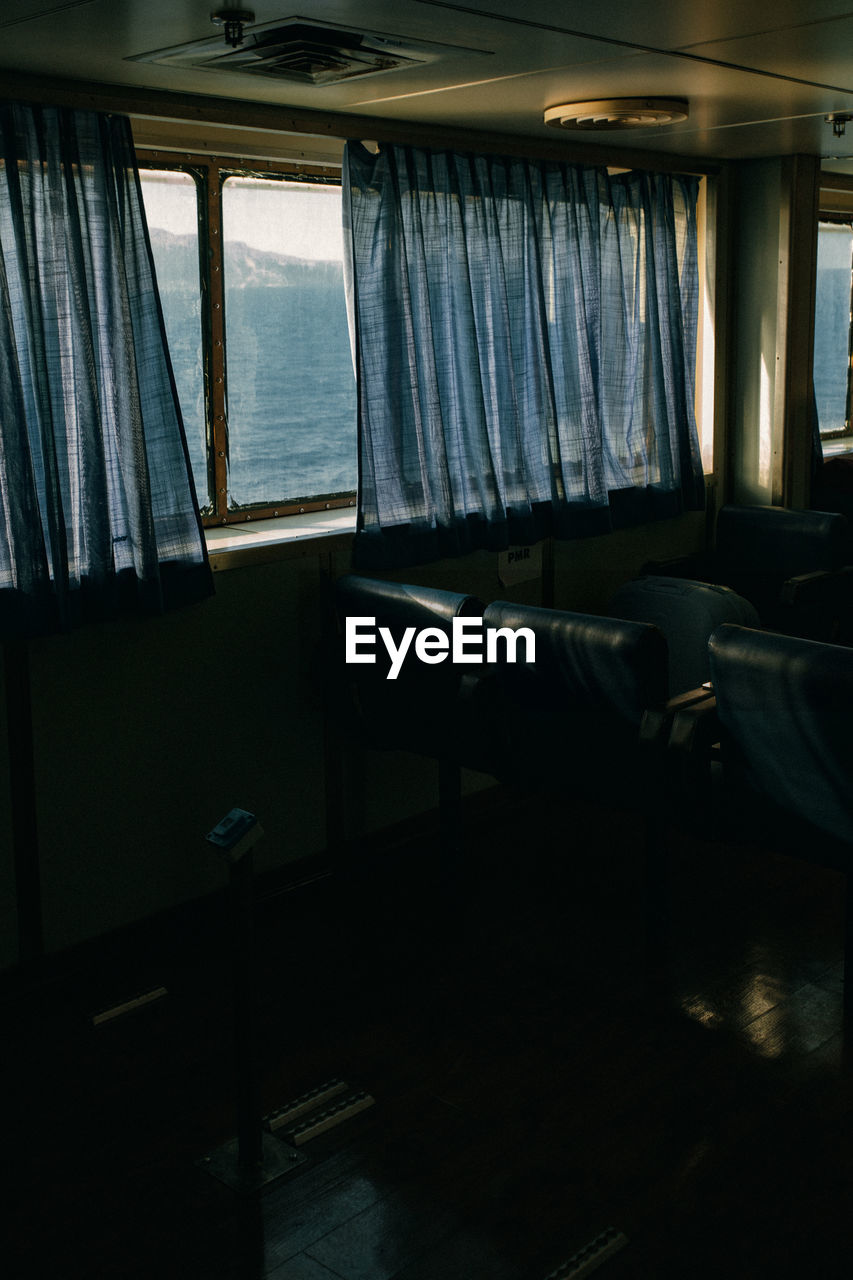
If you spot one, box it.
[214,302,220,309]
[218,450,225,457]
[299,507,305,514]
[219,487,226,494]
[274,510,279,516]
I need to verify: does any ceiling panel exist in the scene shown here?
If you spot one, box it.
[0,1,641,108]
[408,1,853,60]
[682,16,853,93]
[2,0,853,160]
[651,112,853,161]
[0,0,102,24]
[347,48,853,157]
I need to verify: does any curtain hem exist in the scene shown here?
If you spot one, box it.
[352,483,705,571]
[0,561,214,639]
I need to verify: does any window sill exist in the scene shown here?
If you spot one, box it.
[821,437,853,459]
[205,509,356,571]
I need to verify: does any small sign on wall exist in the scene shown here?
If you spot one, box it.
[498,542,542,586]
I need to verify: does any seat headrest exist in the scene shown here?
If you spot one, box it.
[608,575,759,695]
[715,504,847,576]
[335,574,484,632]
[709,623,853,843]
[483,600,668,727]
[332,575,492,768]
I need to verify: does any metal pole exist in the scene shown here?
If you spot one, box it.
[232,848,263,1172]
[201,808,306,1193]
[3,638,44,970]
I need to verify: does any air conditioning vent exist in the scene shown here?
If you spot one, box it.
[129,17,490,86]
[214,25,418,85]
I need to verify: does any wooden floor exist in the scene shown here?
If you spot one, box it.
[5,794,853,1279]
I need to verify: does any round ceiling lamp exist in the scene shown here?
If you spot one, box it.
[544,98,689,131]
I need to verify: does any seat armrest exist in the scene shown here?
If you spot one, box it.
[667,684,715,712]
[779,564,853,604]
[667,695,720,810]
[669,693,719,754]
[639,684,714,749]
[639,686,715,812]
[773,564,853,641]
[640,553,708,580]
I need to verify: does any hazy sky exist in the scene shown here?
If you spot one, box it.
[140,170,345,262]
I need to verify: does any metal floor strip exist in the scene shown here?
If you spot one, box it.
[91,987,168,1026]
[542,1227,628,1280]
[283,1090,376,1145]
[265,1078,350,1132]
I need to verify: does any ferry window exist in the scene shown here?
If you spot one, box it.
[138,154,356,525]
[138,151,715,524]
[813,220,853,445]
[221,175,356,508]
[139,169,209,508]
[695,176,715,475]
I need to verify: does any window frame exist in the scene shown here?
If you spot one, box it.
[816,174,853,451]
[814,213,853,445]
[137,149,357,527]
[137,146,719,533]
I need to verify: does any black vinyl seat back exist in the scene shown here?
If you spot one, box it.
[608,575,759,696]
[334,574,493,767]
[709,623,853,846]
[335,574,482,636]
[642,505,852,643]
[482,601,669,791]
[715,504,846,599]
[715,504,846,577]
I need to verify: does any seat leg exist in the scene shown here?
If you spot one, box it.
[438,759,463,860]
[644,816,670,967]
[437,758,477,922]
[844,871,853,1023]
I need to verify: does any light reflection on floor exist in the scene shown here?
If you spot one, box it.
[679,958,842,1062]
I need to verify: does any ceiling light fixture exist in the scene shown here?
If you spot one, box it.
[544,98,689,131]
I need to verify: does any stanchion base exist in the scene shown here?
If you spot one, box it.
[200,1132,307,1194]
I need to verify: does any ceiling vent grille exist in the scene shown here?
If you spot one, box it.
[130,17,488,85]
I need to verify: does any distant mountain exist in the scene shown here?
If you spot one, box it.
[147,225,344,291]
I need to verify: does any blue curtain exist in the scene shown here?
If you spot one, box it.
[0,103,212,638]
[343,142,705,569]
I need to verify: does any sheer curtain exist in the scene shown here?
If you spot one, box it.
[0,102,212,638]
[343,142,705,569]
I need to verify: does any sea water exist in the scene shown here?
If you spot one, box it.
[152,229,357,512]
